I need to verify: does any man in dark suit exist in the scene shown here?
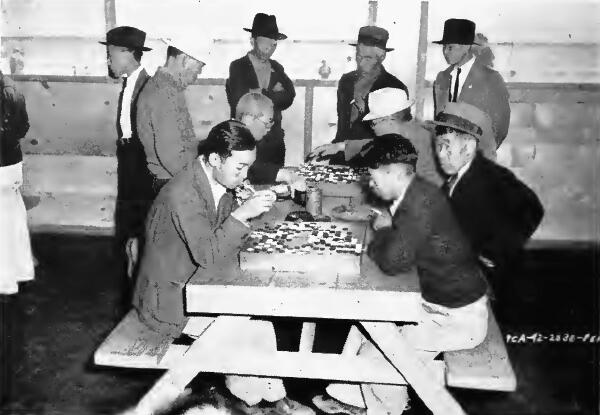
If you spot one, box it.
[433,102,544,298]
[333,26,408,144]
[433,19,510,151]
[101,26,153,306]
[226,13,296,185]
[313,135,489,414]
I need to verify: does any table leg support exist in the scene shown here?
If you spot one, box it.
[132,316,250,415]
[361,322,466,415]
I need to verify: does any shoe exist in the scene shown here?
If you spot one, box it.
[312,395,365,415]
[271,397,315,415]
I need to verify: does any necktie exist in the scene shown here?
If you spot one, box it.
[444,175,458,195]
[117,77,127,140]
[452,67,461,102]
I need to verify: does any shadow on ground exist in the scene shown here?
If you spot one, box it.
[1,234,598,415]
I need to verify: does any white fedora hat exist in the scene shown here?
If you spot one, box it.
[161,35,212,64]
[363,87,413,121]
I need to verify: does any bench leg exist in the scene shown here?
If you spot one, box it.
[132,316,250,415]
[361,322,466,415]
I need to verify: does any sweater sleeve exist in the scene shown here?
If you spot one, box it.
[368,212,423,275]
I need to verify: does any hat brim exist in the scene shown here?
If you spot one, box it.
[430,120,481,140]
[243,28,287,40]
[363,99,414,121]
[432,39,480,46]
[99,41,152,51]
[349,42,394,52]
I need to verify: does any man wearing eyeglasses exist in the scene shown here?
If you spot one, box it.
[236,92,304,189]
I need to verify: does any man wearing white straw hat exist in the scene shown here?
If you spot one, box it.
[348,87,444,187]
[137,35,211,199]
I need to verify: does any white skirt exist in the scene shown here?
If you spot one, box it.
[0,162,34,294]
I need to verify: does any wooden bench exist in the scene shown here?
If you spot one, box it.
[94,309,516,392]
[444,309,517,392]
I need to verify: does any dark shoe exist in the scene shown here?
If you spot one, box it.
[311,395,365,415]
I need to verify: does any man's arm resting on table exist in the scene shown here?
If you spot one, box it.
[171,206,250,268]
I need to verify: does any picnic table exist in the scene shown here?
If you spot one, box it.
[95,191,516,415]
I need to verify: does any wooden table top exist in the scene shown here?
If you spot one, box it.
[185,195,421,322]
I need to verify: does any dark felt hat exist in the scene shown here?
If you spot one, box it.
[99,26,152,51]
[355,134,418,169]
[350,26,394,52]
[244,13,287,40]
[433,19,479,45]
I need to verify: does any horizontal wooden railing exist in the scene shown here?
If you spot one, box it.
[8,74,600,157]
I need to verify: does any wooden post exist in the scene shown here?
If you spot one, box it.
[368,1,378,25]
[415,1,429,121]
[104,0,117,32]
[303,85,314,158]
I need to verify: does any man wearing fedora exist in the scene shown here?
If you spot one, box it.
[100,26,154,309]
[226,13,296,185]
[332,26,408,144]
[136,36,210,200]
[433,18,510,149]
[349,87,444,186]
[433,102,544,302]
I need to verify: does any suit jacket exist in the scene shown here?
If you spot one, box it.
[132,159,250,335]
[368,176,487,308]
[447,152,544,271]
[434,61,511,148]
[333,68,408,143]
[114,68,153,241]
[226,54,296,184]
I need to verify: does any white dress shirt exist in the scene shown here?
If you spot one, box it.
[119,65,144,139]
[449,56,475,102]
[199,158,227,211]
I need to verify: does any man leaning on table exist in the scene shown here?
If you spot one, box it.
[313,135,489,415]
[129,119,313,415]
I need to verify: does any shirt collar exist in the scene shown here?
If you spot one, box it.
[124,65,144,87]
[248,51,271,66]
[454,56,474,77]
[389,176,414,216]
[199,157,227,210]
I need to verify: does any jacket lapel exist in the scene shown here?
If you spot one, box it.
[451,153,482,201]
[192,160,218,222]
[243,54,260,90]
[132,68,149,103]
[435,67,452,114]
[458,62,480,101]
